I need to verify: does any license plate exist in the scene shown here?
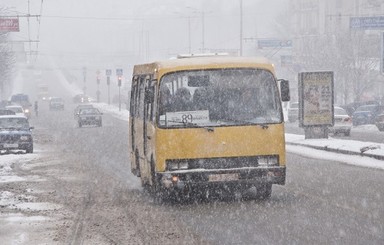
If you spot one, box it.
[209,173,239,182]
[4,143,18,148]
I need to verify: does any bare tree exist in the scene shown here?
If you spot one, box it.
[296,30,380,105]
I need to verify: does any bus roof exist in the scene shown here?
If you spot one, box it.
[133,56,276,77]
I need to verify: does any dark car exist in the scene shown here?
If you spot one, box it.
[352,104,381,126]
[0,115,34,153]
[74,104,94,119]
[77,108,102,127]
[376,114,384,131]
[10,93,32,118]
[0,109,16,116]
[49,97,65,110]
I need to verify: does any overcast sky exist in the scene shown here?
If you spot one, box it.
[3,0,288,68]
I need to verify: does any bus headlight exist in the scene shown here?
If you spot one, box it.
[168,162,179,170]
[258,156,278,166]
[166,160,189,171]
[179,162,189,170]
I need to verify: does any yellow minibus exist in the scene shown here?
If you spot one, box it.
[129,55,290,201]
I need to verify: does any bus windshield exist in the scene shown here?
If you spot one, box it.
[158,68,282,128]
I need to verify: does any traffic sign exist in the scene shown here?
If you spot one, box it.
[258,39,292,49]
[106,69,112,76]
[116,68,123,76]
[350,16,384,29]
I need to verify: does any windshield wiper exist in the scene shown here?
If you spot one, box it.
[166,120,199,127]
[220,118,254,125]
[219,118,270,128]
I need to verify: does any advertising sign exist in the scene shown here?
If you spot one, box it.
[299,71,334,127]
[0,18,19,32]
[163,110,209,126]
[350,16,384,29]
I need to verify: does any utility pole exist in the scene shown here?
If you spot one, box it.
[202,11,205,52]
[240,0,243,56]
[96,70,100,103]
[82,67,87,95]
[188,16,191,53]
[106,69,112,105]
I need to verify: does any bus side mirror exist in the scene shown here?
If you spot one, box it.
[278,79,290,102]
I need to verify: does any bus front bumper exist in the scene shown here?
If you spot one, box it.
[157,166,286,190]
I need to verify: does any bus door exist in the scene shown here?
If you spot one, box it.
[143,76,156,185]
[130,76,138,175]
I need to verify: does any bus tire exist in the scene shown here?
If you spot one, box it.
[256,184,272,200]
[134,150,141,177]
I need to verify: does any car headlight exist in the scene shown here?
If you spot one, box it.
[24,109,30,113]
[20,136,29,141]
[258,156,278,166]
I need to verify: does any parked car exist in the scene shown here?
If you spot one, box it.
[352,104,381,126]
[10,93,32,118]
[49,97,65,110]
[74,104,94,119]
[73,94,93,103]
[5,105,26,117]
[77,108,102,127]
[287,102,299,123]
[329,106,352,136]
[375,112,384,131]
[0,115,34,153]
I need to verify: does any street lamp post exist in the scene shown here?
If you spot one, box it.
[240,0,243,56]
[82,67,87,95]
[186,7,209,53]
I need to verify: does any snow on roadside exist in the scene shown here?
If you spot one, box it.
[287,144,384,170]
[0,153,40,183]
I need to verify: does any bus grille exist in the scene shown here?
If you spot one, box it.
[166,156,278,171]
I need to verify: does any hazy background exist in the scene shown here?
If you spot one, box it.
[4,0,288,69]
[2,0,288,103]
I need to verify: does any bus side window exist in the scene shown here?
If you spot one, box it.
[138,76,146,119]
[145,79,155,122]
[130,77,138,117]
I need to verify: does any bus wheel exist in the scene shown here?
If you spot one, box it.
[149,157,166,203]
[256,184,272,200]
[135,150,141,177]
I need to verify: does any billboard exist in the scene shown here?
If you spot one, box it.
[298,71,334,127]
[0,18,19,32]
[350,16,384,30]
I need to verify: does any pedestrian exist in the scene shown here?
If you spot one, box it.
[34,101,38,117]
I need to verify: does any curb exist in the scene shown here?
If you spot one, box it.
[286,142,384,161]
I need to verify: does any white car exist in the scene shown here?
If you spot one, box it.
[5,105,26,117]
[287,102,299,123]
[330,106,352,136]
